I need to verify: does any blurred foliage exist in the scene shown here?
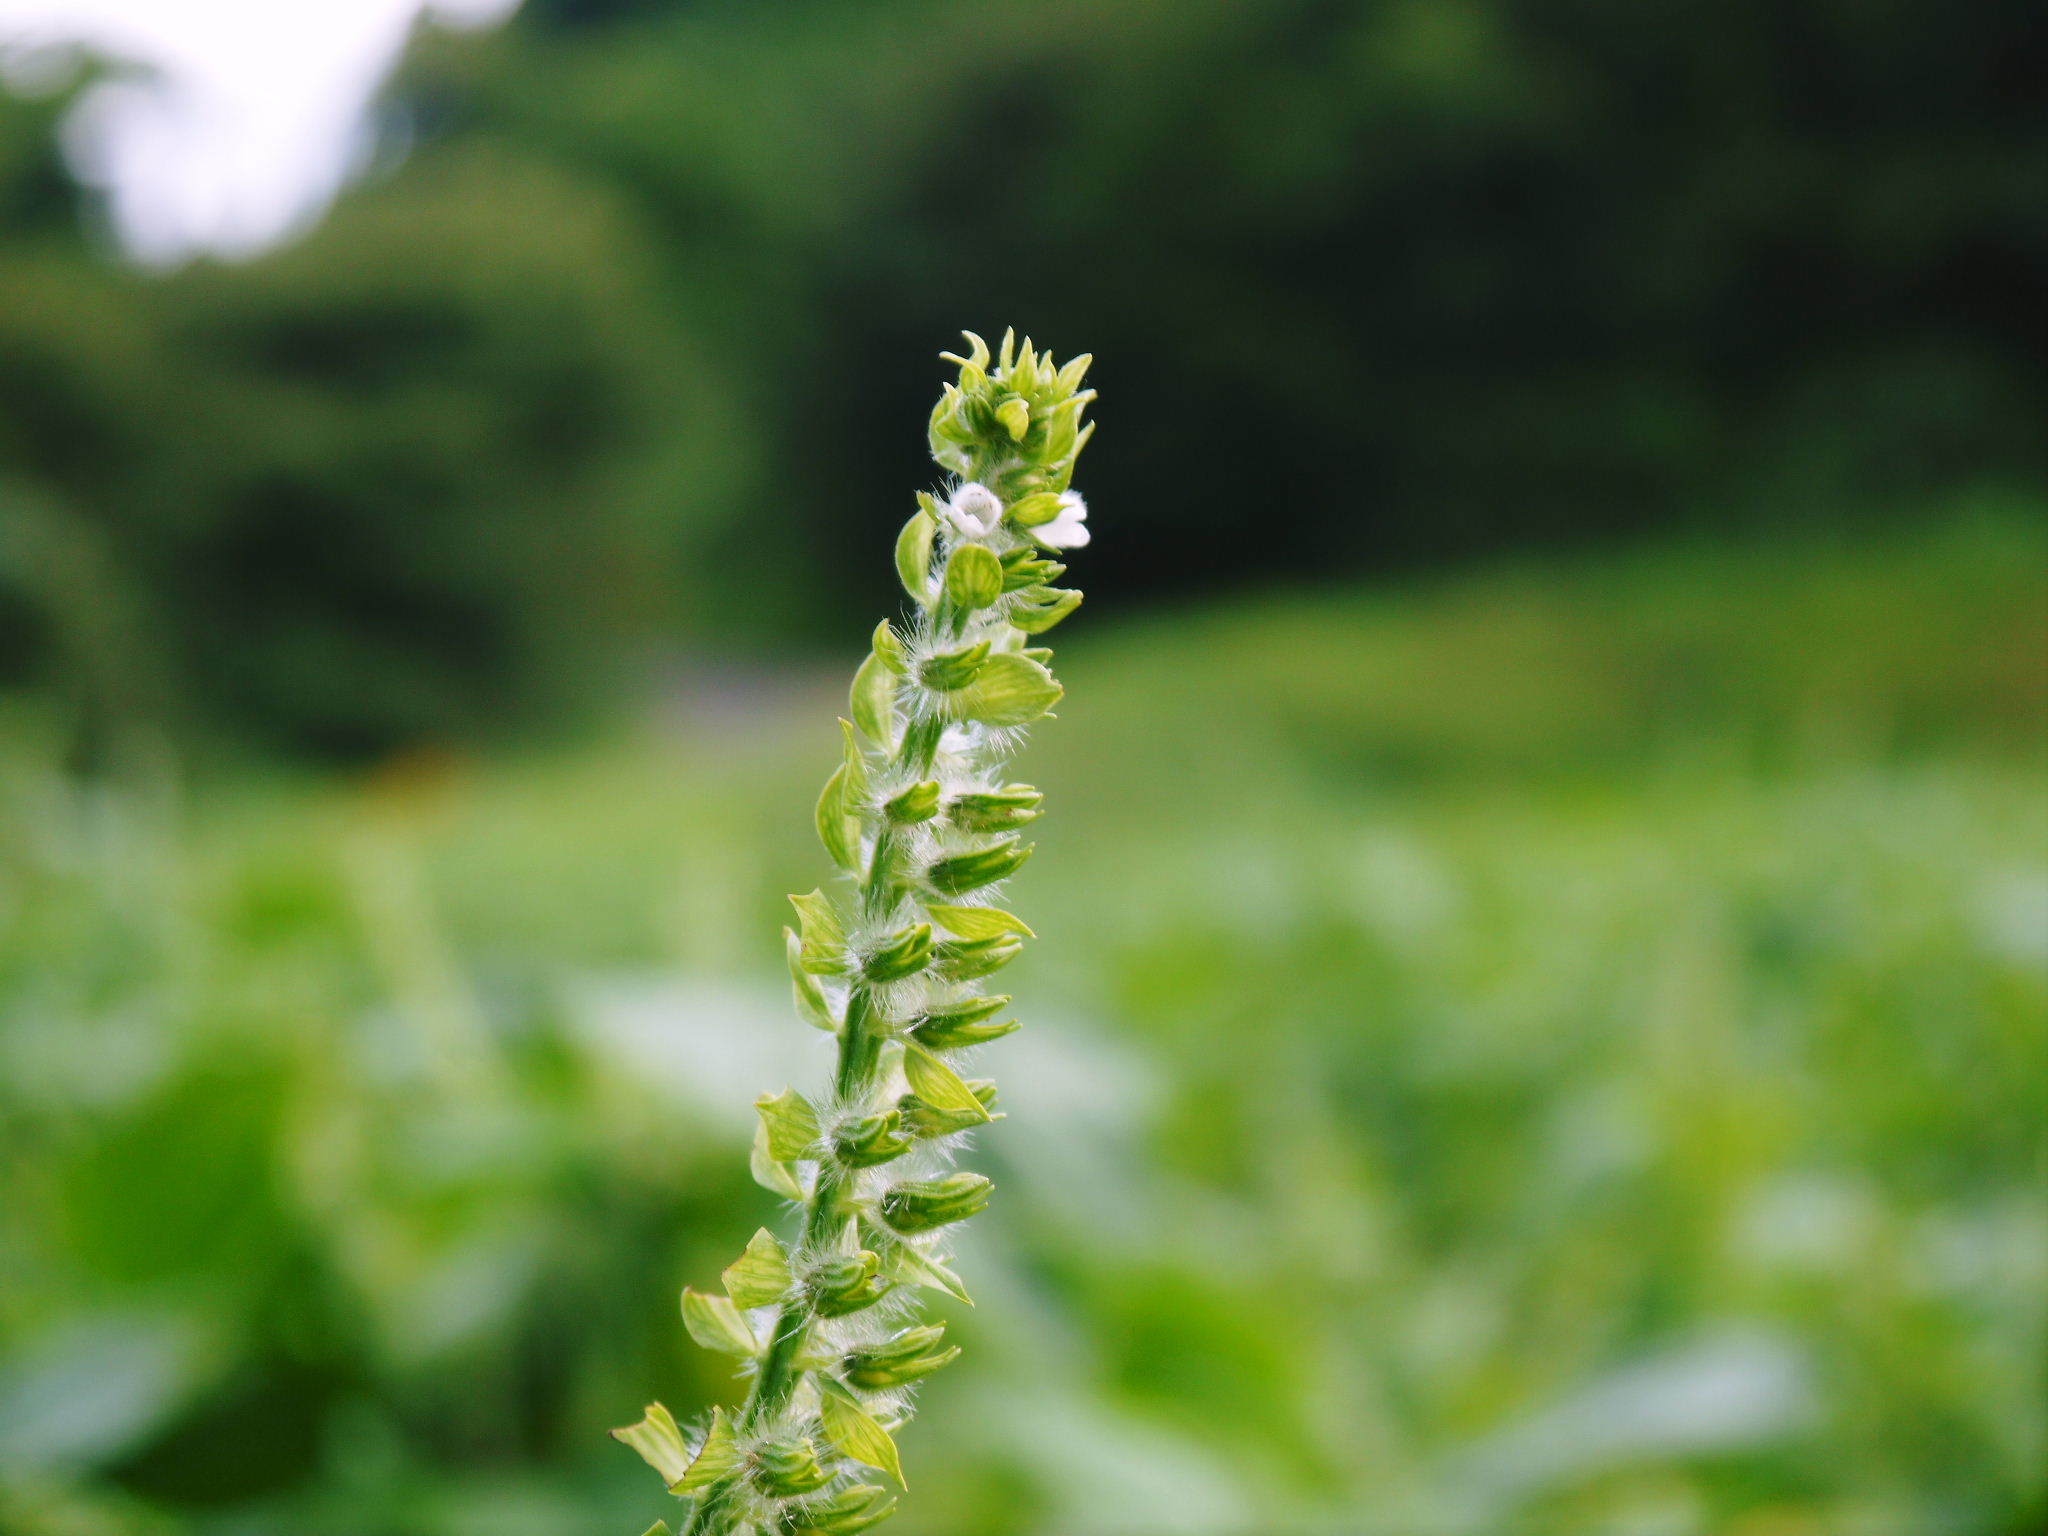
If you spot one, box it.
[1,519,2042,1534]
[2,0,2045,753]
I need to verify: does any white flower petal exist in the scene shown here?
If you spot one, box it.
[1036,493,1090,548]
[944,482,1002,536]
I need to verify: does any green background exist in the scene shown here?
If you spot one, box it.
[0,2,2043,1534]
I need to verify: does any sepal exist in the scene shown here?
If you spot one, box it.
[943,543,1004,610]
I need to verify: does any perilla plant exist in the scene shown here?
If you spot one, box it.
[615,330,1094,1535]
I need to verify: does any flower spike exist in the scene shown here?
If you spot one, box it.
[619,332,1098,1534]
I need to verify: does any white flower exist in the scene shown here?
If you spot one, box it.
[1034,491,1090,549]
[943,482,1002,537]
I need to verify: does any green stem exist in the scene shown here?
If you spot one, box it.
[691,700,930,1532]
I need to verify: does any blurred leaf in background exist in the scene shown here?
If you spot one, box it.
[1,0,2044,753]
[2,520,2042,1534]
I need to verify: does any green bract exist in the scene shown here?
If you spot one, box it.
[612,331,1096,1534]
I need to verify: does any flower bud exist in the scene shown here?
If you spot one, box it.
[833,1111,915,1168]
[919,640,990,691]
[1004,490,1065,528]
[840,1325,960,1391]
[1001,553,1066,592]
[934,934,1024,981]
[925,839,1031,896]
[994,395,1031,442]
[752,1436,833,1497]
[1009,586,1083,634]
[807,1250,893,1316]
[946,787,1042,833]
[909,1003,1019,1051]
[880,1171,994,1233]
[862,923,934,982]
[883,780,941,824]
[942,482,1002,537]
[778,1484,897,1536]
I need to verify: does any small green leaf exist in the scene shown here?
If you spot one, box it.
[838,717,870,797]
[750,1119,803,1199]
[819,1383,905,1487]
[816,765,861,871]
[784,928,838,1032]
[953,652,1062,726]
[944,544,1004,610]
[870,618,907,673]
[885,1242,974,1306]
[722,1228,792,1309]
[677,1406,745,1492]
[895,507,937,602]
[756,1087,821,1161]
[611,1402,692,1486]
[850,651,897,747]
[682,1288,760,1358]
[926,904,1035,941]
[640,1524,672,1536]
[790,890,848,974]
[901,1042,992,1124]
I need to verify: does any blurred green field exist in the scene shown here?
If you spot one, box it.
[1,514,2043,1536]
